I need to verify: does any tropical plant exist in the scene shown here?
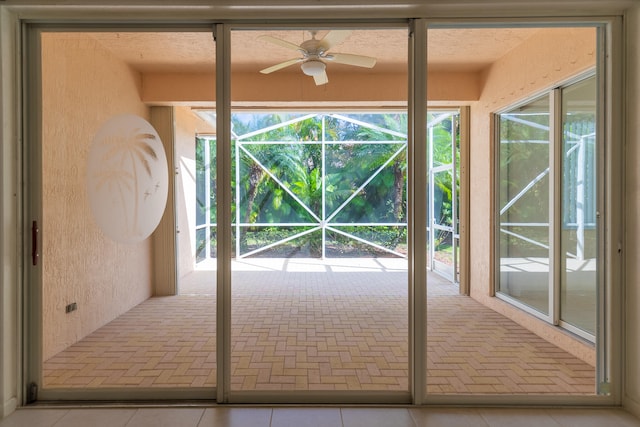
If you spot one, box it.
[196,111,461,259]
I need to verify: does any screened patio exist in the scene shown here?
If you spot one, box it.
[41,107,596,394]
[43,258,594,394]
[193,109,460,282]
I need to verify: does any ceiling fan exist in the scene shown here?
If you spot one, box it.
[258,30,377,86]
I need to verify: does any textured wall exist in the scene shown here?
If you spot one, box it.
[142,70,480,104]
[468,27,598,364]
[41,34,153,360]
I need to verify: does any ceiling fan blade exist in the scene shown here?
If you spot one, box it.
[258,35,303,52]
[326,53,377,68]
[260,58,303,74]
[319,30,352,50]
[313,70,329,86]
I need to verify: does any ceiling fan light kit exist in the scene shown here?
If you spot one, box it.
[300,60,326,76]
[259,30,377,86]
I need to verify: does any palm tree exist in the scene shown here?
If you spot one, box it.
[230,112,410,256]
[330,113,407,224]
[236,114,323,223]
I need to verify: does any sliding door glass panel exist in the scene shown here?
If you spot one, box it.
[428,26,599,396]
[229,28,408,394]
[560,75,597,336]
[498,95,550,315]
[194,135,217,263]
[454,237,460,283]
[426,110,459,281]
[432,169,454,278]
[40,31,216,395]
[426,132,432,270]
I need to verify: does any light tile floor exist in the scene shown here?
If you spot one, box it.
[43,258,595,394]
[2,406,640,427]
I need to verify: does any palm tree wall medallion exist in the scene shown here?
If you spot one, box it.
[87,114,168,243]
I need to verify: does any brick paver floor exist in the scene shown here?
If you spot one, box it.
[43,258,595,394]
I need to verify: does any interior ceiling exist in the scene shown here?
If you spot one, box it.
[87,27,541,74]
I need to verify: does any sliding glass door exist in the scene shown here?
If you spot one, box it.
[497,73,598,341]
[32,29,217,400]
[427,110,461,283]
[226,26,410,402]
[426,24,602,399]
[559,77,597,337]
[497,94,552,315]
[25,17,614,406]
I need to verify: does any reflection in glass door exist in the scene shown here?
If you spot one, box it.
[497,74,597,340]
[497,95,551,315]
[560,76,597,338]
[228,27,409,401]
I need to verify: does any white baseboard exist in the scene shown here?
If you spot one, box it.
[1,397,17,420]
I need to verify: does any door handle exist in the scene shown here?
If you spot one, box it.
[32,220,39,266]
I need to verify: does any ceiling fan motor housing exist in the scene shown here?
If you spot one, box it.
[300,38,324,55]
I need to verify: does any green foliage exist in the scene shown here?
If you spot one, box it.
[196,111,460,258]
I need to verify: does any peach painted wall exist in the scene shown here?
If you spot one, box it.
[143,28,600,366]
[41,34,153,360]
[468,27,597,364]
[174,107,215,278]
[625,3,640,417]
[142,70,480,104]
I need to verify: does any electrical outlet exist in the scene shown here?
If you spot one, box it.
[65,302,77,313]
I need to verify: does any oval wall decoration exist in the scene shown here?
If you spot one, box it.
[87,114,168,244]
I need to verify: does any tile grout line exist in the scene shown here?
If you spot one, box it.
[123,408,139,427]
